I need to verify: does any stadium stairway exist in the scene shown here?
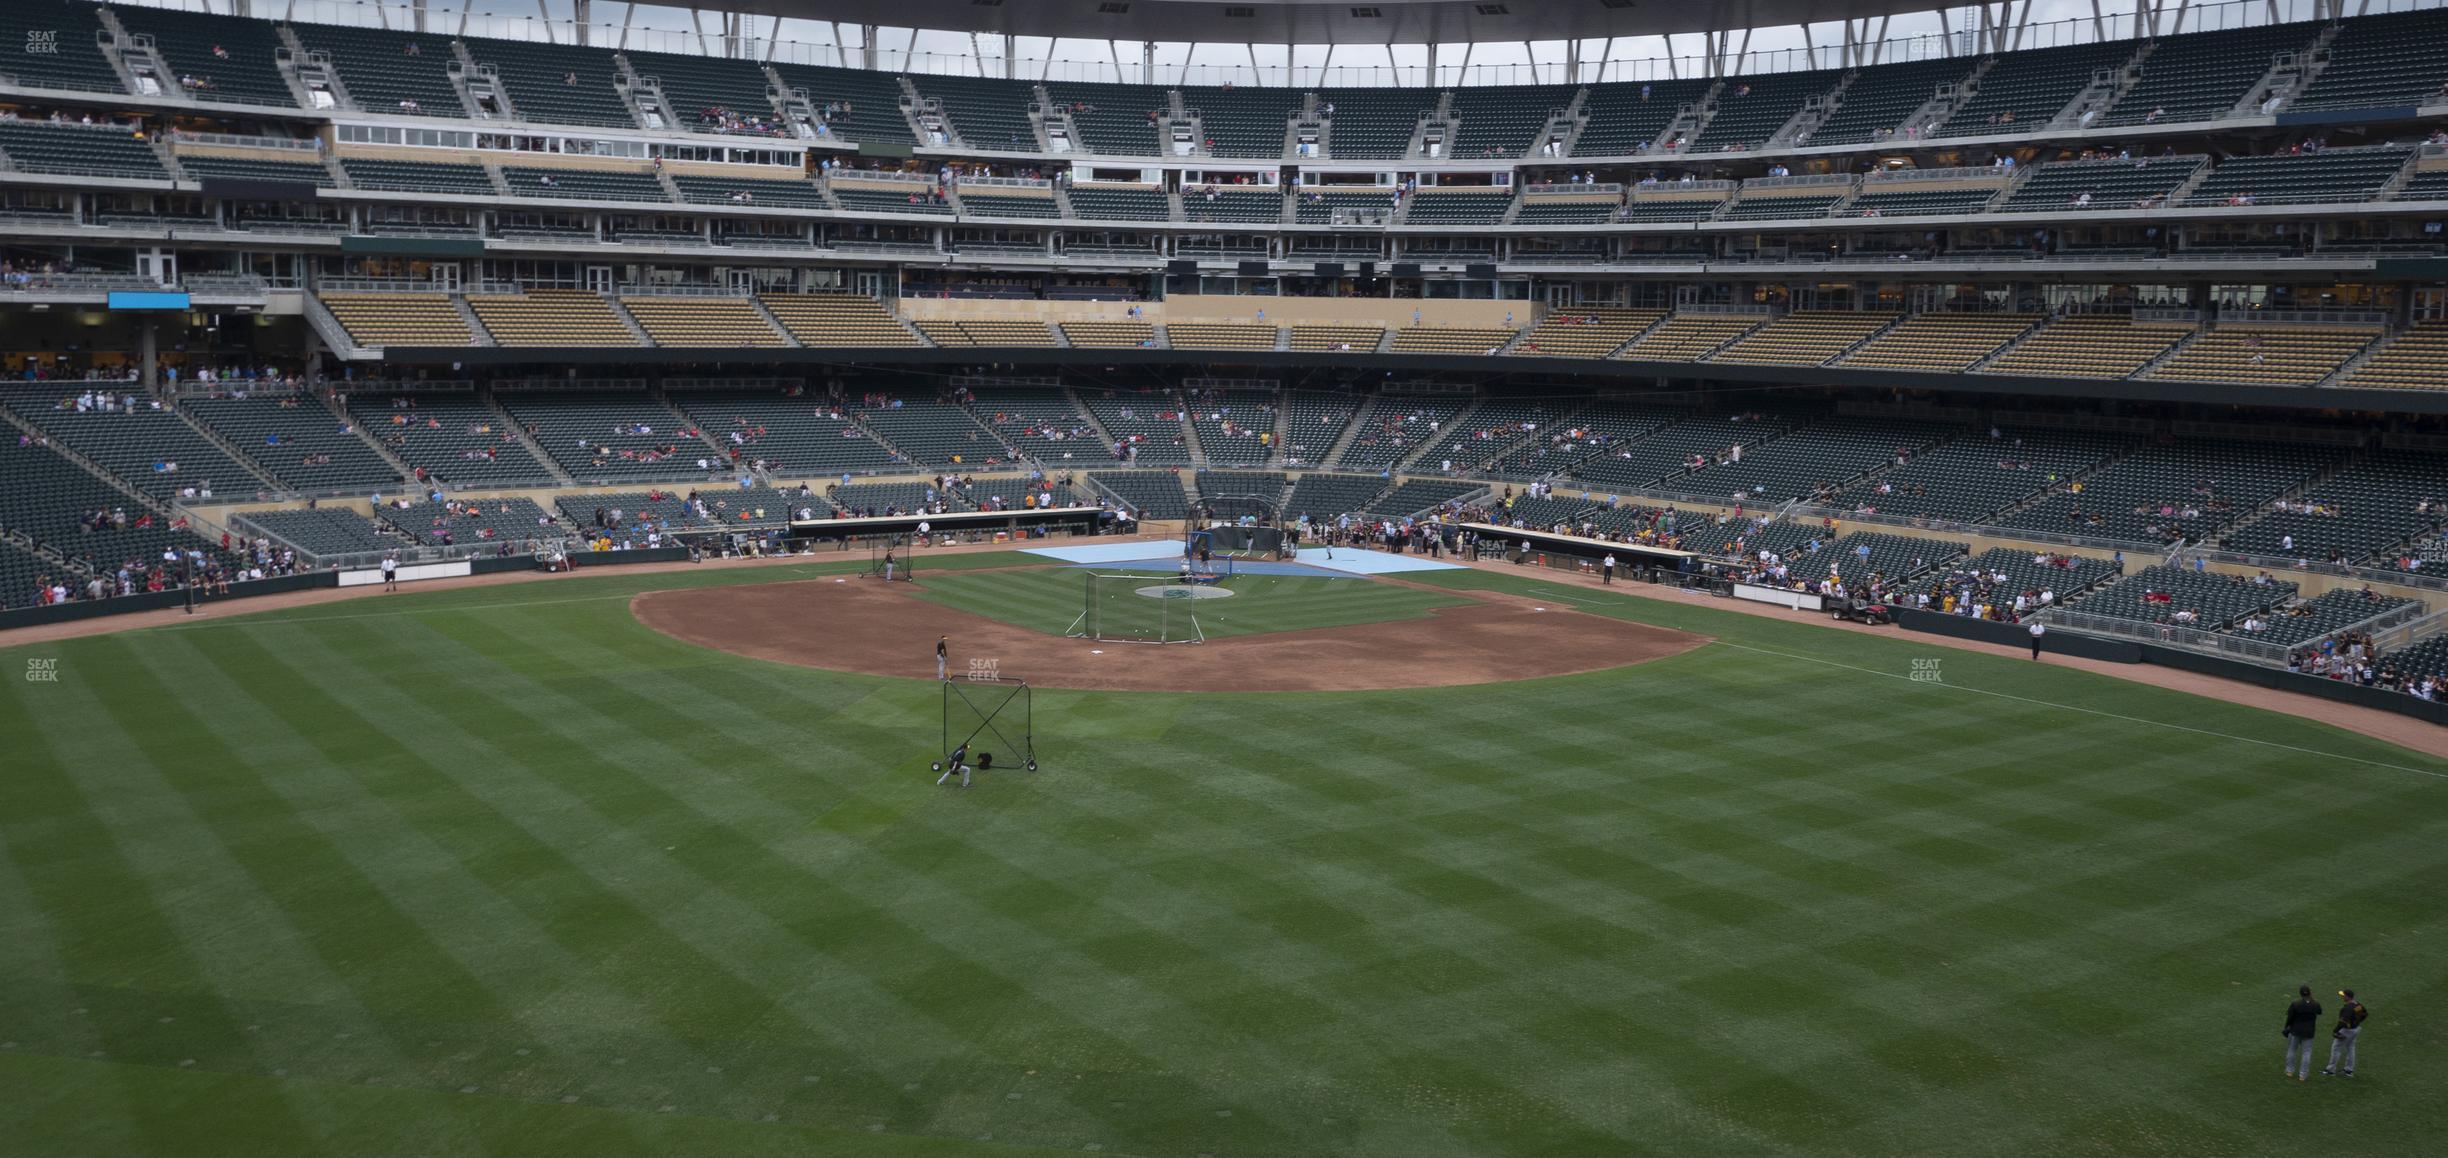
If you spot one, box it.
[319,390,420,482]
[483,394,578,486]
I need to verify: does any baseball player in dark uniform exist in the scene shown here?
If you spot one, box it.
[935,743,971,788]
[936,635,948,680]
[2323,989,2367,1077]
[2283,984,2323,1080]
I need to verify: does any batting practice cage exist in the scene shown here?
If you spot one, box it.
[1066,571,1209,644]
[933,675,1037,778]
[864,533,914,581]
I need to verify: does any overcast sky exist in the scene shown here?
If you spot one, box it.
[202,0,2370,84]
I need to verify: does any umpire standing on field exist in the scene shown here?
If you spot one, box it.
[2283,984,2323,1080]
[1602,552,1618,585]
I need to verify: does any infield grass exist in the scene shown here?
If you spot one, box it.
[906,567,1471,639]
[3,551,2443,1157]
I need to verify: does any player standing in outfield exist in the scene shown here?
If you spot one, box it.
[2283,985,2323,1080]
[936,635,948,680]
[883,548,896,581]
[381,553,399,592]
[2324,990,2368,1077]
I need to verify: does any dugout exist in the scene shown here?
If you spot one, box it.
[1461,522,1699,584]
[785,505,1110,548]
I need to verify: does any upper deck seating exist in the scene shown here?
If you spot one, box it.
[2098,22,2320,127]
[1045,81,1169,155]
[624,49,781,135]
[289,24,465,116]
[114,5,293,107]
[2286,8,2448,111]
[1940,40,2137,136]
[767,63,914,144]
[912,74,1039,150]
[0,4,120,94]
[1573,79,1713,156]
[1688,69,1841,152]
[1808,58,1976,145]
[1318,88,1430,160]
[1179,85,1298,158]
[1448,85,1577,158]
[462,36,636,128]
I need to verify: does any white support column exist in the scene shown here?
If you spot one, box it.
[1869,15,1889,65]
[2011,0,2034,51]
[535,0,557,45]
[574,0,590,47]
[412,0,427,35]
[862,24,879,72]
[1597,36,1615,83]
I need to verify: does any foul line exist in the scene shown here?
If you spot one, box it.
[1708,639,2448,782]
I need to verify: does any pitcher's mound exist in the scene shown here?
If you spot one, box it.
[634,577,1709,693]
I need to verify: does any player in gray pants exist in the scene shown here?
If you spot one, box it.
[2323,990,2367,1077]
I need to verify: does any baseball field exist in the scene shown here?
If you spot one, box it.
[2,546,2442,1157]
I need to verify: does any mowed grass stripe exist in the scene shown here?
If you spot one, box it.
[309,611,1186,1148]
[0,675,325,1153]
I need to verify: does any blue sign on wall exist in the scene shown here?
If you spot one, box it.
[107,291,193,311]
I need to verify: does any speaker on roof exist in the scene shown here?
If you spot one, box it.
[1166,259,1198,274]
[1313,262,1345,279]
[1466,263,1499,279]
[1237,260,1271,277]
[1391,262,1422,277]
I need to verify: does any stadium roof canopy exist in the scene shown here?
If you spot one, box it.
[688,0,1937,45]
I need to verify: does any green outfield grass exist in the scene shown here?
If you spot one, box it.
[907,567,1471,639]
[3,551,2444,1157]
